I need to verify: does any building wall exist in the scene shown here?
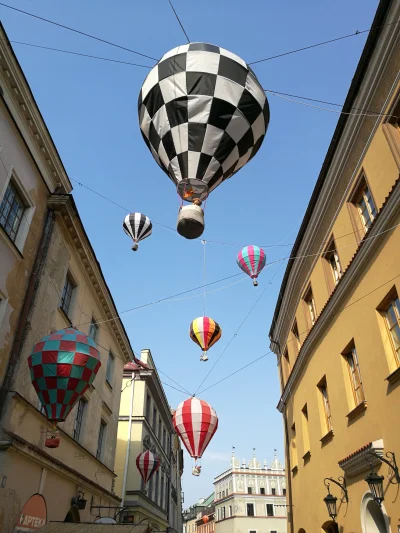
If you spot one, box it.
[270,2,400,532]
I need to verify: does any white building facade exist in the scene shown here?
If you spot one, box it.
[214,450,287,533]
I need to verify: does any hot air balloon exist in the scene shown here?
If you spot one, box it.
[190,316,222,361]
[123,213,152,251]
[28,328,101,448]
[237,245,266,286]
[173,397,218,476]
[136,450,160,488]
[138,43,270,239]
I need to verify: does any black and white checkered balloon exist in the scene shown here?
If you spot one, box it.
[138,43,269,201]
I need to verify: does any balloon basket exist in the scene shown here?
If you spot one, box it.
[177,205,205,239]
[200,353,208,362]
[45,434,60,449]
[132,243,139,251]
[253,279,258,287]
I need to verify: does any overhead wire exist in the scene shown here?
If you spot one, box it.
[197,273,400,395]
[167,0,190,44]
[0,1,158,61]
[248,19,400,65]
[9,39,153,68]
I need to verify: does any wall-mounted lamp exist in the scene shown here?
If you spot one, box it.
[323,477,348,522]
[364,451,400,506]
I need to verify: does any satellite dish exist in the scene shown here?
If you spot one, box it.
[94,517,117,524]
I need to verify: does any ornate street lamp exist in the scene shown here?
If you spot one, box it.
[323,477,348,522]
[364,451,400,506]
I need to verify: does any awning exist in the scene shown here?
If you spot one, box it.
[39,524,152,533]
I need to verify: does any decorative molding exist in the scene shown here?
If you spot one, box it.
[278,181,400,410]
[338,439,383,477]
[271,4,400,347]
[385,366,400,385]
[346,401,367,420]
[320,429,334,446]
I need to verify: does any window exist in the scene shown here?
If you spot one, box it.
[146,393,151,420]
[89,317,99,341]
[382,91,400,168]
[301,403,310,455]
[0,180,25,243]
[155,470,160,505]
[260,487,265,495]
[106,352,115,386]
[291,319,300,353]
[266,504,274,516]
[270,531,278,533]
[355,182,376,230]
[324,237,342,288]
[60,273,75,317]
[153,407,157,431]
[343,343,365,405]
[303,285,317,326]
[222,490,225,497]
[247,487,252,494]
[271,488,276,495]
[384,295,400,365]
[160,474,164,509]
[283,488,286,496]
[249,531,257,533]
[163,427,166,449]
[247,503,254,516]
[290,422,298,468]
[221,507,225,519]
[229,506,232,517]
[318,377,333,432]
[73,398,87,442]
[283,348,290,373]
[158,418,162,440]
[96,420,107,460]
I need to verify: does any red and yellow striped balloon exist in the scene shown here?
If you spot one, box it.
[190,316,222,360]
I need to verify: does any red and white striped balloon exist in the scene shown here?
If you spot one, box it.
[136,450,160,484]
[172,397,218,460]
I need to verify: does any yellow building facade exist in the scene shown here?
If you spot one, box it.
[269,1,400,532]
[115,349,183,532]
[0,24,133,530]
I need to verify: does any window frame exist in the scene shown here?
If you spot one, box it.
[382,89,400,169]
[323,236,342,293]
[73,397,87,442]
[260,487,265,495]
[342,341,365,406]
[383,295,400,367]
[0,170,35,253]
[303,284,317,328]
[266,503,274,517]
[318,377,333,433]
[60,271,77,319]
[246,503,255,517]
[96,419,107,460]
[106,351,115,387]
[247,487,252,494]
[348,173,377,242]
[291,318,301,354]
[88,317,99,342]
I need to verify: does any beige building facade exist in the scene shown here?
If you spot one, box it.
[115,350,184,532]
[269,1,400,532]
[214,451,287,533]
[0,24,134,531]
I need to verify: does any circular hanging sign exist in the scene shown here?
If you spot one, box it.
[13,494,47,533]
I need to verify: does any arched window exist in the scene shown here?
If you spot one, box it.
[360,493,390,533]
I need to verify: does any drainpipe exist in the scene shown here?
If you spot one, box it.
[0,207,55,425]
[121,372,135,509]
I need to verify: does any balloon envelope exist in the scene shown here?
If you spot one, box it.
[190,317,222,353]
[123,213,152,248]
[28,328,101,422]
[138,43,269,201]
[173,397,218,459]
[237,245,266,280]
[136,450,160,484]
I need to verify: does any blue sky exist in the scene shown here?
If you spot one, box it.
[1,0,379,506]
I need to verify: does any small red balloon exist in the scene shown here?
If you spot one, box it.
[202,516,209,524]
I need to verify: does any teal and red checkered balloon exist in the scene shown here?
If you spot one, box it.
[28,328,101,422]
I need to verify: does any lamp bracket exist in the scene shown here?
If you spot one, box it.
[324,476,348,503]
[365,451,400,484]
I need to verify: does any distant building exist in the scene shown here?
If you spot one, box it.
[115,349,184,532]
[214,450,287,533]
[183,493,214,533]
[196,501,215,533]
[0,22,132,531]
[269,1,400,532]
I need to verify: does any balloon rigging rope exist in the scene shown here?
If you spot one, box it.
[203,240,206,316]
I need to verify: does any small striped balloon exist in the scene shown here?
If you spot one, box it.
[136,450,160,485]
[237,245,266,286]
[189,317,222,361]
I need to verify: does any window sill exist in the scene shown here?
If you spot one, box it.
[291,465,298,476]
[105,379,113,391]
[346,401,367,420]
[385,366,400,385]
[302,450,311,462]
[58,306,72,326]
[320,429,334,446]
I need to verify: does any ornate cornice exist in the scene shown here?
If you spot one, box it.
[47,194,133,362]
[0,24,72,193]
